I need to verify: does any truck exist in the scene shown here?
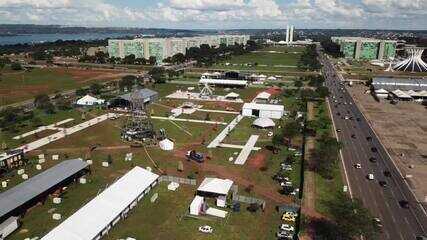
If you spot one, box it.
[186,150,204,163]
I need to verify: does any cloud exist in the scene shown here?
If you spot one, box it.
[0,0,425,29]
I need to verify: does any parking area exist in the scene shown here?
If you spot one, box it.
[348,84,427,203]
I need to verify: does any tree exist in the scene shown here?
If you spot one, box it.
[271,132,284,154]
[316,86,330,98]
[34,94,55,114]
[148,56,157,65]
[75,88,88,96]
[30,117,43,128]
[281,120,300,145]
[312,135,341,179]
[122,54,136,65]
[119,75,136,91]
[171,53,185,64]
[90,83,103,95]
[10,62,22,71]
[294,80,303,88]
[298,45,321,71]
[149,67,166,84]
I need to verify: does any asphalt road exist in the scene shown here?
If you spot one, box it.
[318,51,427,240]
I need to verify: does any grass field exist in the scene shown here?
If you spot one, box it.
[210,46,304,71]
[0,67,124,106]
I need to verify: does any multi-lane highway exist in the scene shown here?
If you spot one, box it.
[318,49,427,240]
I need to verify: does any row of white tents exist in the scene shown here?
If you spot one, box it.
[375,88,427,100]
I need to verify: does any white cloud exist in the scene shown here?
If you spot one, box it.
[0,0,425,29]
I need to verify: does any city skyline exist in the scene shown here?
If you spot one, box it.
[0,0,426,30]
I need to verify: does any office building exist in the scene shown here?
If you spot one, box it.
[108,35,250,63]
[331,37,397,60]
[285,25,294,44]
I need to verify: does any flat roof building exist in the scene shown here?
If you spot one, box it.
[331,37,397,60]
[372,77,427,91]
[0,159,89,223]
[108,35,250,63]
[42,166,159,240]
[242,103,285,119]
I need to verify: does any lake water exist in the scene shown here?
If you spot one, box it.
[0,33,132,46]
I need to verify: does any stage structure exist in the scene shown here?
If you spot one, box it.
[393,48,427,72]
[121,90,156,144]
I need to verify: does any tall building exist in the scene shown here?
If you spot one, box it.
[331,37,397,60]
[108,35,250,63]
[285,25,294,44]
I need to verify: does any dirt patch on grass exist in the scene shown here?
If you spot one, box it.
[248,150,268,169]
[53,67,128,83]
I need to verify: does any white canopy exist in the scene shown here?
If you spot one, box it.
[252,117,275,128]
[392,89,412,99]
[189,195,204,215]
[197,178,233,195]
[76,95,104,106]
[225,92,240,98]
[267,76,277,81]
[159,138,174,151]
[255,92,271,100]
[374,88,388,94]
[42,167,159,240]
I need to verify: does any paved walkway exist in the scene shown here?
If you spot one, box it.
[234,135,259,165]
[197,109,240,114]
[217,143,261,151]
[151,116,227,125]
[13,118,74,140]
[15,113,115,153]
[207,114,243,148]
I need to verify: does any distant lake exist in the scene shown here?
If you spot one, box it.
[0,33,132,46]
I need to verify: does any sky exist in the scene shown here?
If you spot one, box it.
[0,0,426,30]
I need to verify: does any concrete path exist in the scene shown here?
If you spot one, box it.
[217,143,261,151]
[151,116,227,125]
[234,135,259,165]
[15,114,114,153]
[13,118,74,140]
[197,109,240,114]
[207,115,243,148]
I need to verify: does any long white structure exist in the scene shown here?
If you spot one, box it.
[42,167,159,240]
[285,25,294,44]
[242,103,284,119]
[393,48,427,72]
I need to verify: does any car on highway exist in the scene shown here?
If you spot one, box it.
[367,174,375,180]
[369,157,377,163]
[379,181,387,187]
[373,217,383,228]
[384,170,391,177]
[371,147,378,153]
[280,224,295,232]
[351,134,356,139]
[355,163,361,169]
[366,136,372,141]
[356,117,361,122]
[399,200,410,209]
[336,129,341,132]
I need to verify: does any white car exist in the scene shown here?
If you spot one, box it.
[198,225,213,234]
[368,174,374,180]
[280,224,295,232]
[355,163,361,169]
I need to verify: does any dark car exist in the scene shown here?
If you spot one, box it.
[369,157,377,163]
[351,134,356,139]
[379,181,387,187]
[366,136,372,141]
[337,112,341,116]
[399,200,410,209]
[356,117,361,122]
[384,170,391,177]
[336,129,341,132]
[371,147,378,153]
[186,150,204,163]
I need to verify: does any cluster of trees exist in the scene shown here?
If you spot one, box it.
[311,192,380,240]
[272,119,302,152]
[320,39,344,58]
[311,135,341,179]
[79,52,157,66]
[298,45,321,71]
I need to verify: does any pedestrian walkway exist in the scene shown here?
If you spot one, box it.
[197,109,240,114]
[13,118,74,140]
[234,135,259,165]
[151,116,227,125]
[217,143,261,151]
[15,113,115,153]
[207,114,243,148]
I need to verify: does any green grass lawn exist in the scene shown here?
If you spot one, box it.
[105,183,279,240]
[209,46,303,71]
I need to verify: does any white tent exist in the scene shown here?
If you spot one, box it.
[267,76,277,81]
[159,139,174,151]
[252,117,275,128]
[225,92,240,99]
[42,167,159,240]
[189,196,205,215]
[242,103,285,119]
[76,95,104,106]
[255,92,271,100]
[374,88,388,94]
[197,178,233,196]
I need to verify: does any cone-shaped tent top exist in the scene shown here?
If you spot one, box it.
[393,48,427,72]
[159,138,174,151]
[252,117,275,128]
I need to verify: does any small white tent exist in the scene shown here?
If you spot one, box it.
[189,196,205,215]
[252,118,275,128]
[159,139,174,151]
[225,92,240,100]
[76,95,104,106]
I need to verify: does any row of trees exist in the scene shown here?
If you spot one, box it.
[320,39,344,58]
[298,45,321,71]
